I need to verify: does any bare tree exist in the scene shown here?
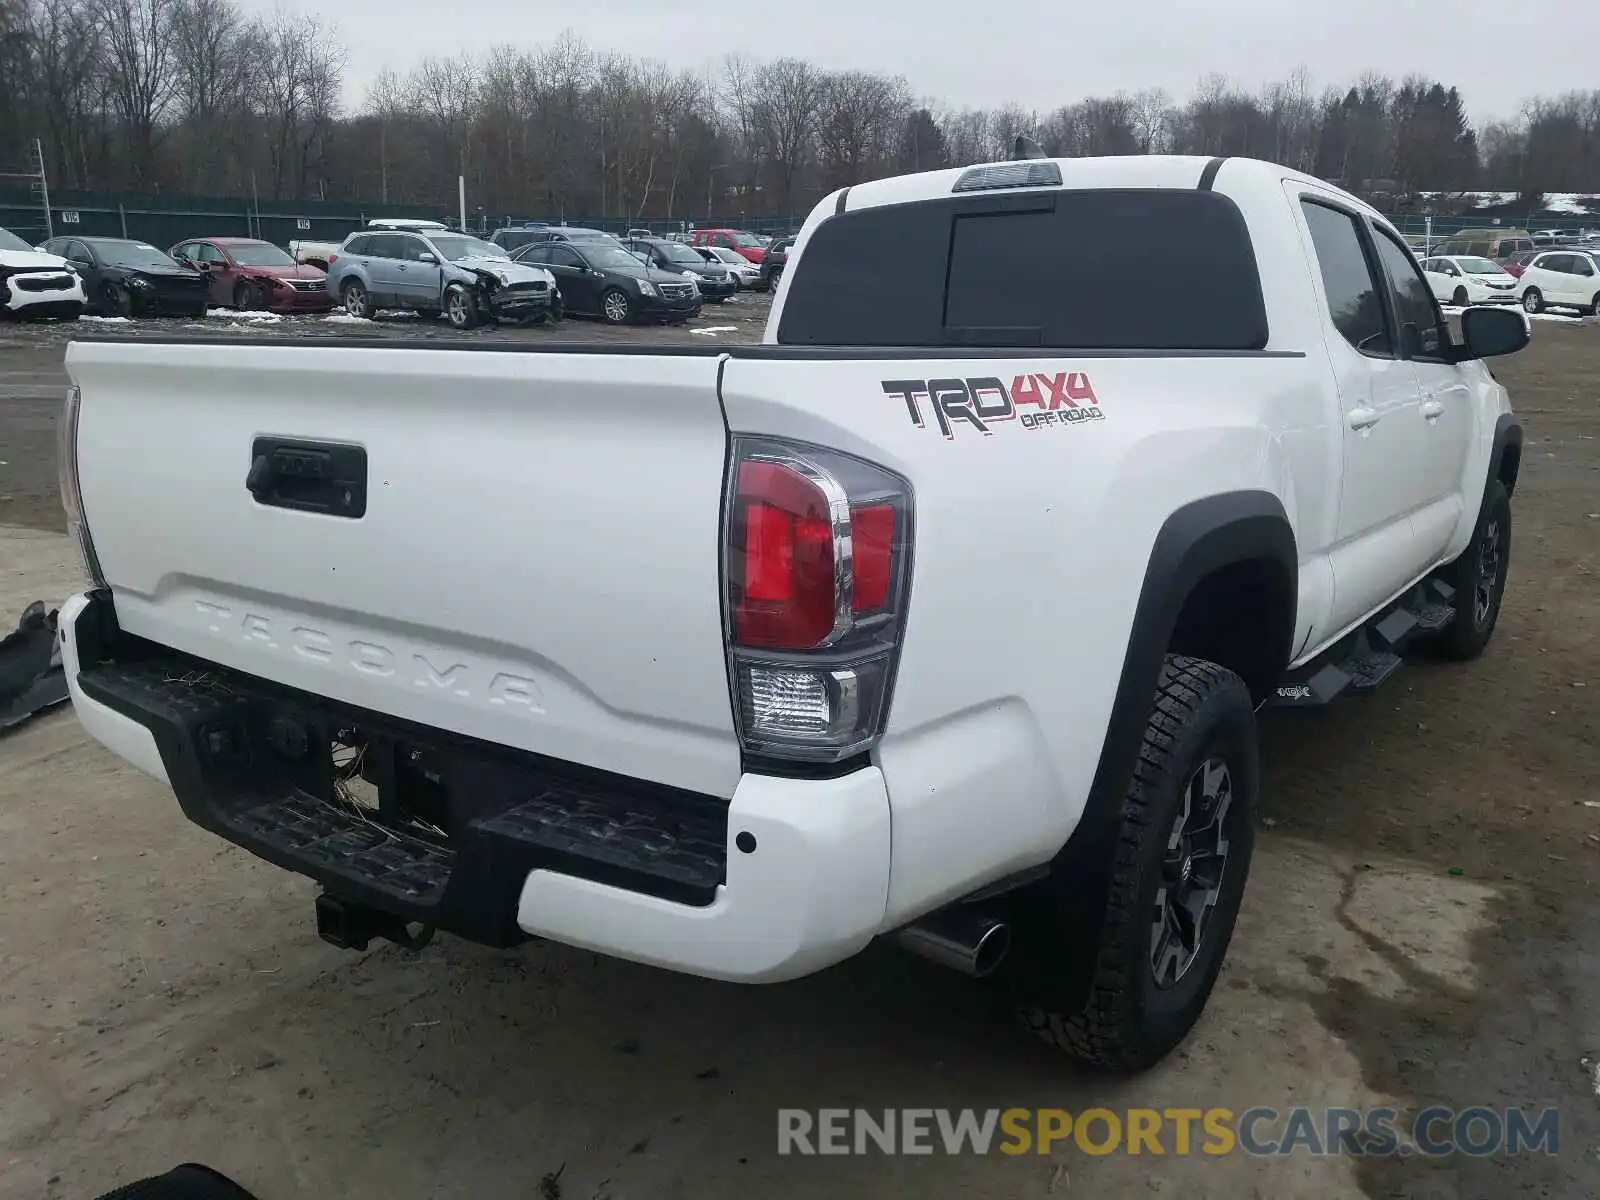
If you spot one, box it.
[751,57,826,215]
[251,10,344,199]
[98,0,179,184]
[168,0,248,190]
[816,70,910,189]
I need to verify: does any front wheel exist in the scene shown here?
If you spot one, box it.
[342,281,374,320]
[601,287,633,324]
[444,283,480,330]
[235,280,269,311]
[1011,656,1258,1071]
[1522,288,1544,315]
[1452,286,1469,307]
[1432,479,1511,661]
[100,281,132,318]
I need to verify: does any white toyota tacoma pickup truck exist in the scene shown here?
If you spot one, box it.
[56,154,1528,1070]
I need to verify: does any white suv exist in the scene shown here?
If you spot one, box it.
[0,225,87,319]
[1516,249,1600,315]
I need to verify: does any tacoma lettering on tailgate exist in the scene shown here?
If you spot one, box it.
[190,600,545,714]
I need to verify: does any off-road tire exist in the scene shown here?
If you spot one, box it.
[1014,656,1258,1071]
[1432,478,1511,661]
[342,281,374,320]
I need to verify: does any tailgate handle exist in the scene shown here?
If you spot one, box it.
[247,438,368,518]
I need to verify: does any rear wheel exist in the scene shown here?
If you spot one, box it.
[1011,656,1258,1071]
[601,287,633,324]
[444,283,479,330]
[1451,286,1468,307]
[1522,288,1544,314]
[342,281,373,320]
[1589,291,1600,316]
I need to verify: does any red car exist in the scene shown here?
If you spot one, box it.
[168,236,333,312]
[689,228,767,264]
[1503,250,1543,279]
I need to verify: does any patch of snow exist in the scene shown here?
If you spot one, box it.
[691,325,739,336]
[324,312,373,325]
[373,309,418,320]
[1440,304,1587,324]
[77,314,131,323]
[205,309,283,324]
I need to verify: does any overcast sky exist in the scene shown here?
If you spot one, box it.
[250,0,1592,124]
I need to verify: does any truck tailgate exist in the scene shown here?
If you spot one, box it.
[66,340,741,799]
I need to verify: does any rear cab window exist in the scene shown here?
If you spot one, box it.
[777,189,1268,349]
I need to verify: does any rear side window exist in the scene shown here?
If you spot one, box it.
[777,190,1268,350]
[1301,201,1390,356]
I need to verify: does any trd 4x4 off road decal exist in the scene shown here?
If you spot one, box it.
[881,372,1105,440]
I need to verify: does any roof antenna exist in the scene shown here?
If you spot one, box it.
[1013,135,1047,161]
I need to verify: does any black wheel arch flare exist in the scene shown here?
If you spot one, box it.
[1023,490,1297,1012]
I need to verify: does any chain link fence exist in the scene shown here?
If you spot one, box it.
[0,188,808,251]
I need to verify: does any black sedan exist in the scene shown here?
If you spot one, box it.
[39,236,209,318]
[513,240,701,324]
[621,237,738,303]
[760,237,796,291]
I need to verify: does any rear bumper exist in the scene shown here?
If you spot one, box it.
[59,590,891,982]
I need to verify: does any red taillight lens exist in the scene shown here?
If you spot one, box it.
[851,503,894,614]
[734,460,837,648]
[326,254,338,264]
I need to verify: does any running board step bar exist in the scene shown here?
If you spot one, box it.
[1269,577,1454,709]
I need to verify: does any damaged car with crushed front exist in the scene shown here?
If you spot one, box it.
[325,229,561,328]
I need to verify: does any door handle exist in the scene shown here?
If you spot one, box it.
[247,438,368,518]
[1347,406,1381,431]
[1421,399,1445,420]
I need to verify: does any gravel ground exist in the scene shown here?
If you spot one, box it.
[0,310,1596,1200]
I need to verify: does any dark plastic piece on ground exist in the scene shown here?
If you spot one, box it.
[0,601,69,731]
[91,1163,260,1200]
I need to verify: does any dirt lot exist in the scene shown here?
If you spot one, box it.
[0,308,1596,1199]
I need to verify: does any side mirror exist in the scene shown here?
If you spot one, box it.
[418,252,438,265]
[195,260,212,271]
[1458,306,1531,360]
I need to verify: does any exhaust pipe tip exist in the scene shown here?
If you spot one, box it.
[895,908,1011,978]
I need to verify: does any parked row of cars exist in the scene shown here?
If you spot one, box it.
[1,215,795,328]
[1419,247,1600,315]
[0,225,322,321]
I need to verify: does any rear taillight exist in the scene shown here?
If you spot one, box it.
[724,437,913,763]
[326,254,338,264]
[57,384,105,586]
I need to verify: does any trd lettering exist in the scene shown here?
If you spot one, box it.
[884,372,1103,440]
